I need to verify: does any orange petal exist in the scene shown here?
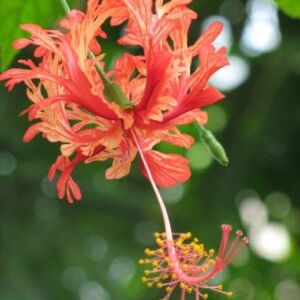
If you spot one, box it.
[141,150,191,187]
[105,140,137,179]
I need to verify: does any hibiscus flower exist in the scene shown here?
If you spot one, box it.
[0,0,228,203]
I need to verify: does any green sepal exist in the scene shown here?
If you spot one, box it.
[198,125,229,166]
[103,82,135,110]
[87,45,134,110]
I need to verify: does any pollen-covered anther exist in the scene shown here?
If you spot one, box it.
[209,249,215,255]
[186,232,192,239]
[227,291,233,298]
[179,282,187,290]
[181,263,188,270]
[203,294,209,299]
[156,238,164,247]
[176,240,183,247]
[145,248,155,256]
[152,260,159,267]
[157,249,164,255]
[157,282,163,288]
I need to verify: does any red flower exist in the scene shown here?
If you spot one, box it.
[0,0,228,203]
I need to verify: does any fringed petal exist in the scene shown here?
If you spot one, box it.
[141,150,191,187]
[48,154,84,204]
[105,139,137,179]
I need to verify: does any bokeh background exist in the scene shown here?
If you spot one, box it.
[0,0,300,299]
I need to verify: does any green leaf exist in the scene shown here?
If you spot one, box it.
[274,0,300,18]
[0,0,76,71]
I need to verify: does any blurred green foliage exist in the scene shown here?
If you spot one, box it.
[274,0,300,18]
[1,1,300,300]
[0,0,76,71]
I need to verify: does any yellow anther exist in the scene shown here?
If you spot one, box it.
[162,232,167,239]
[203,266,209,271]
[156,239,164,247]
[217,285,223,290]
[203,294,208,299]
[139,259,144,265]
[179,234,186,240]
[157,282,163,288]
[171,273,177,280]
[227,291,233,298]
[187,287,193,294]
[164,257,170,263]
[147,282,153,288]
[194,238,199,243]
[182,264,188,270]
[152,260,159,267]
[142,277,147,283]
[166,287,172,293]
[144,270,151,275]
[162,274,169,279]
[157,249,164,255]
[154,232,160,238]
[176,241,183,247]
[208,259,215,265]
[179,283,187,290]
[186,232,192,239]
[168,262,174,268]
[145,259,151,264]
[209,249,215,255]
[145,248,151,255]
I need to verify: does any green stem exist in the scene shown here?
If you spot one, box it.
[87,52,111,86]
[60,0,71,13]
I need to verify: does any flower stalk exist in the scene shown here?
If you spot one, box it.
[131,129,173,241]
